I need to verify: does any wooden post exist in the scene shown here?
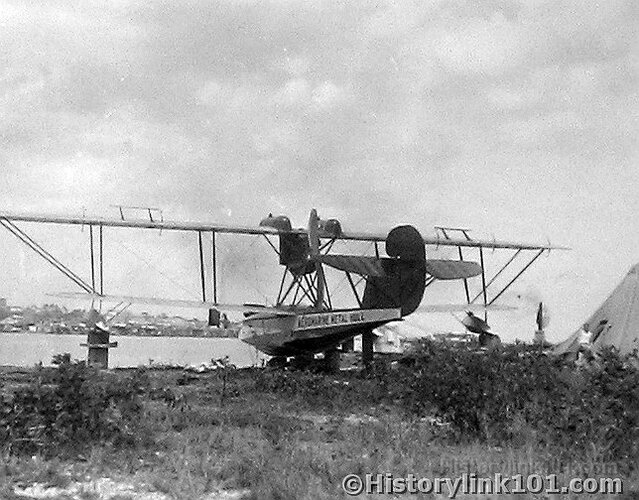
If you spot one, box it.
[208,308,220,327]
[82,325,117,369]
[362,330,374,368]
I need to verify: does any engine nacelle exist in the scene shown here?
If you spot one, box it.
[318,218,342,238]
[259,214,292,232]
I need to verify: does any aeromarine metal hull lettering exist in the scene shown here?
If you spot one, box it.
[239,308,401,356]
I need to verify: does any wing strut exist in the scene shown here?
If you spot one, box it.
[308,209,326,310]
[0,219,96,294]
[433,226,549,318]
[198,231,207,302]
[261,234,280,257]
[88,224,105,299]
[488,249,544,306]
[211,231,217,303]
[470,249,521,304]
[99,225,104,296]
[435,227,473,304]
[479,247,488,321]
[195,231,220,305]
[459,246,470,304]
[89,225,96,292]
[465,248,545,309]
[346,272,362,308]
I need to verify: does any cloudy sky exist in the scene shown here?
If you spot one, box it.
[1,0,638,341]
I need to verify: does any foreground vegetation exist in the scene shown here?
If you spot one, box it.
[1,342,638,499]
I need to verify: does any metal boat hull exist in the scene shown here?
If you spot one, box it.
[238,308,401,356]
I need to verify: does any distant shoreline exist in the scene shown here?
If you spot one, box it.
[0,329,238,339]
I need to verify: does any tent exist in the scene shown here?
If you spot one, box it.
[553,264,639,357]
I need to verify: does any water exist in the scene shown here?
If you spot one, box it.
[0,332,267,368]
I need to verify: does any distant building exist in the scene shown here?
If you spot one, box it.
[1,315,24,332]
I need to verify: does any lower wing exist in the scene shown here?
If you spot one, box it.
[48,292,298,316]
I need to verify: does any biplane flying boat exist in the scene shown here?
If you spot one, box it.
[0,208,566,368]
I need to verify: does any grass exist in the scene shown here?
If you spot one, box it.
[1,346,639,499]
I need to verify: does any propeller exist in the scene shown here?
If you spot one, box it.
[460,311,493,334]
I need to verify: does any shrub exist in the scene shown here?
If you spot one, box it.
[0,356,147,456]
[254,367,396,413]
[536,347,639,464]
[398,341,639,466]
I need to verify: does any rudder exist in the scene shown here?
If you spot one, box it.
[362,225,426,316]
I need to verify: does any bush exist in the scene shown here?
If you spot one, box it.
[254,366,398,413]
[0,356,148,456]
[537,347,639,463]
[254,369,349,407]
[398,341,639,466]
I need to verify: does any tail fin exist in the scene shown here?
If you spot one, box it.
[362,225,426,316]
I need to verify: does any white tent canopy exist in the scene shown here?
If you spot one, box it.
[554,264,639,356]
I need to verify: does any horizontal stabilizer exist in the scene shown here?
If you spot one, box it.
[317,255,385,277]
[319,255,481,281]
[425,259,481,280]
[48,292,297,316]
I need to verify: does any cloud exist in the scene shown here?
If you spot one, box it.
[273,78,311,107]
[311,81,348,111]
[1,0,636,218]
[432,12,528,75]
[0,0,637,340]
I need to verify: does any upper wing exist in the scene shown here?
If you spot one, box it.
[0,211,285,236]
[0,210,568,250]
[340,229,567,250]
